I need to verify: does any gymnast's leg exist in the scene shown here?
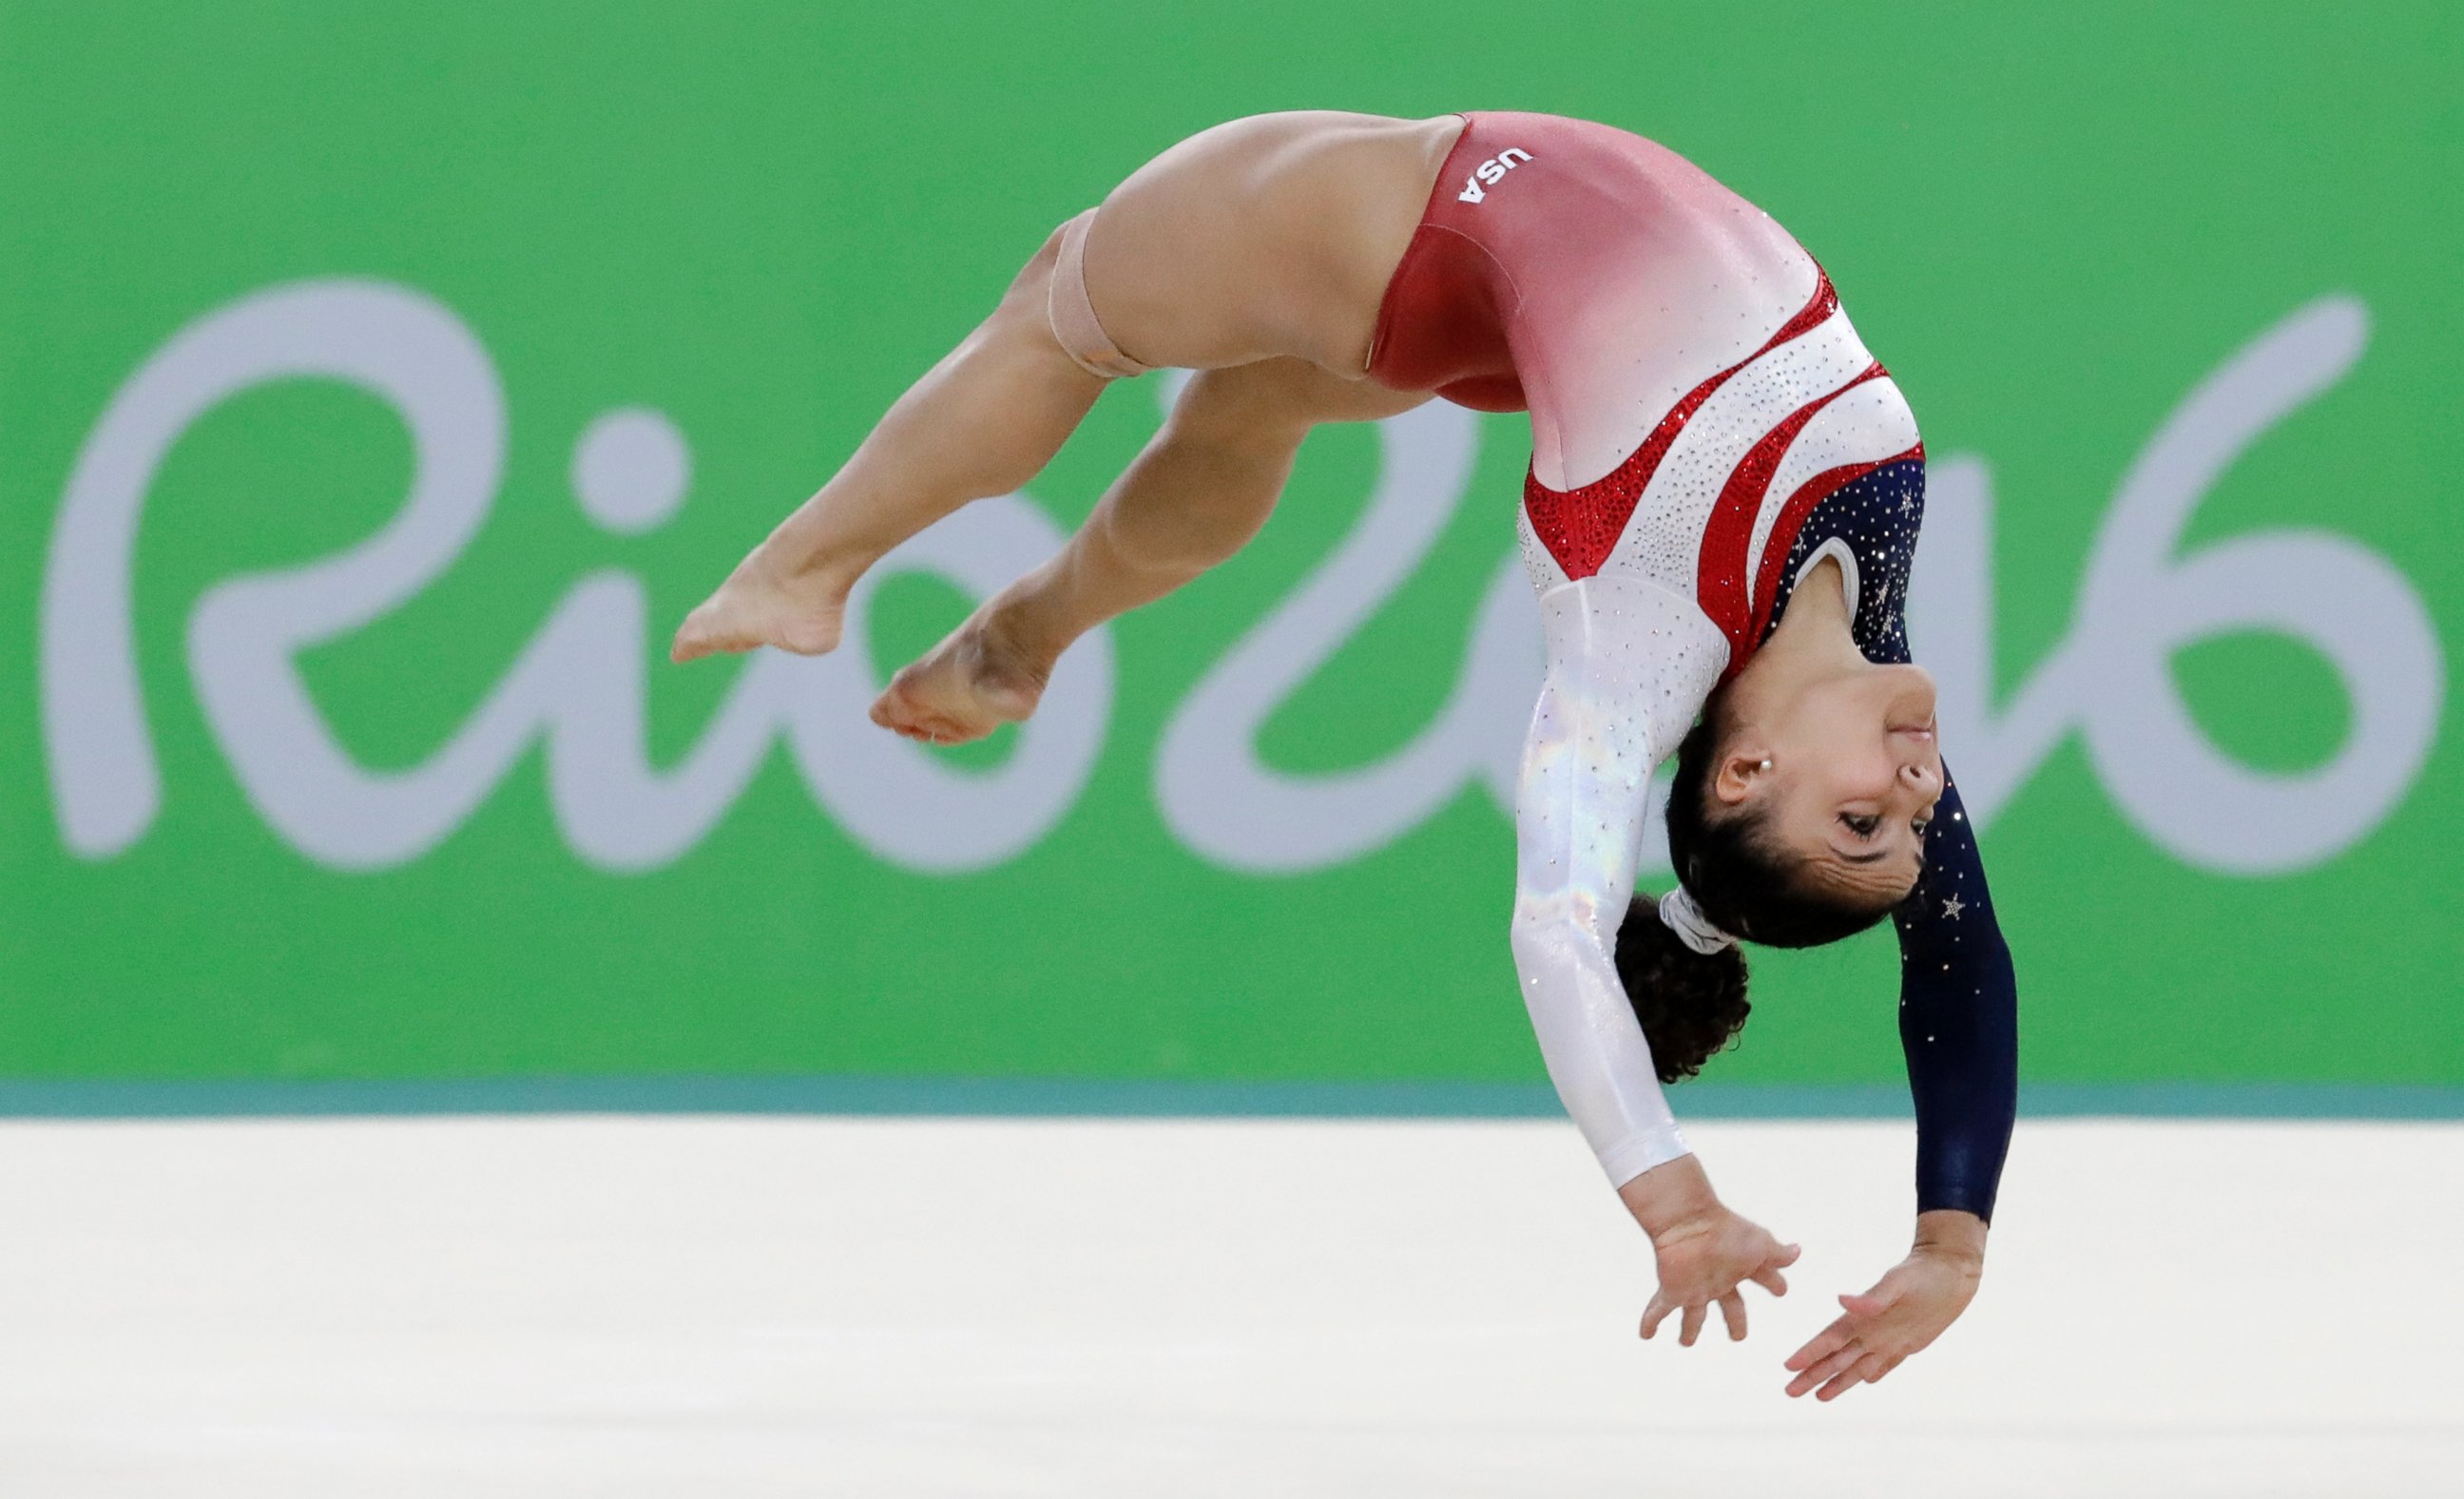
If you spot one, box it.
[869,358,1431,744]
[670,113,1453,669]
[669,223,1108,663]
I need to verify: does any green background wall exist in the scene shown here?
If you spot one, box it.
[3,2,2456,1100]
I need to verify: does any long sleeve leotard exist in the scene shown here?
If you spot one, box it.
[1366,110,2019,1218]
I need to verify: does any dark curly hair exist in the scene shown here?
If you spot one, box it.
[1614,894,1750,1083]
[1615,685,1904,1082]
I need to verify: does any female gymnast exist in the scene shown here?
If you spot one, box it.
[672,111,2017,1402]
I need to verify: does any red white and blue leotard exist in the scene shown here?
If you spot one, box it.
[1369,112,2017,1220]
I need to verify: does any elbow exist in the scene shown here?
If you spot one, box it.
[1507,905,1554,968]
[1509,906,1596,986]
[1977,927,2017,986]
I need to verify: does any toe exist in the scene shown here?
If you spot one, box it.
[673,593,758,663]
[670,609,716,663]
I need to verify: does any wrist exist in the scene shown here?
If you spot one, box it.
[1618,1154,1720,1242]
[1912,1207,1988,1267]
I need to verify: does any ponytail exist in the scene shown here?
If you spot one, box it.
[1615,892,1752,1083]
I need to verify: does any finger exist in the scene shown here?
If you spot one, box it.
[1679,1301,1706,1348]
[1784,1316,1855,1373]
[1776,1242,1802,1267]
[1748,1261,1790,1297]
[1719,1291,1747,1342]
[1839,1291,1890,1318]
[1640,1294,1671,1340]
[1867,1353,1906,1384]
[1817,1350,1896,1401]
[1788,1341,1862,1397]
[1786,1341,1864,1399]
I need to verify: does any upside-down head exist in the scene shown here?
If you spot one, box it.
[1615,654,1945,1081]
[1667,657,1941,932]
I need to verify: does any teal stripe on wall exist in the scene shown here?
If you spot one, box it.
[0,1078,2457,1120]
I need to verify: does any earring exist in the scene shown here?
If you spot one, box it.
[1757,758,1772,773]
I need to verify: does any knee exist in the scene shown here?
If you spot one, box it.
[1000,216,1077,308]
[959,221,1098,381]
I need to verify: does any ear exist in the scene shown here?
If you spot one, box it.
[1711,738,1773,809]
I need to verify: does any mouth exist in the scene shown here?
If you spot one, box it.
[1887,711,1939,740]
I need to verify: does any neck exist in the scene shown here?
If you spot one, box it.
[1756,556,1864,677]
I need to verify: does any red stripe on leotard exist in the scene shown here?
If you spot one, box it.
[1731,438,1928,672]
[1694,361,1886,652]
[1522,274,1839,582]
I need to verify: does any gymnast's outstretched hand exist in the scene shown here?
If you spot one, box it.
[1783,1209,1987,1400]
[1621,1157,1800,1347]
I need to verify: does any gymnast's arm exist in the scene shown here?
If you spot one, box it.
[1781,769,2016,1395]
[1895,771,2018,1228]
[996,358,1430,650]
[1504,623,1688,1189]
[1507,580,1797,1338]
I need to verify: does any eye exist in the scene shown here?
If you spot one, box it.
[1912,817,1932,838]
[1838,813,1880,837]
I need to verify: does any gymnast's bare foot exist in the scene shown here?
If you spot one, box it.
[870,603,1053,744]
[669,548,866,663]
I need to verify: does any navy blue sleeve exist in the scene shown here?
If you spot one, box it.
[1768,454,2015,1219]
[1891,768,2018,1221]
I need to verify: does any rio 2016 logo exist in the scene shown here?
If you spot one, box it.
[39,280,2444,878]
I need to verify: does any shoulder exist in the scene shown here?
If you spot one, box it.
[1761,455,1928,662]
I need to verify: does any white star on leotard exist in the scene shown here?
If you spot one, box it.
[1898,496,1915,515]
[1940,895,1964,919]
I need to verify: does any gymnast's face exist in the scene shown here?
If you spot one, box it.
[1713,660,1943,903]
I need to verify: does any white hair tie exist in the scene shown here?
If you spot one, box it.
[1657,886,1739,956]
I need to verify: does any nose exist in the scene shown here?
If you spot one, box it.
[1898,757,1939,793]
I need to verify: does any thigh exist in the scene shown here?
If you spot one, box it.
[1084,112,1458,375]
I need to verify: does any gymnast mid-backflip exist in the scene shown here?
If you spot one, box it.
[673,111,2017,1401]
